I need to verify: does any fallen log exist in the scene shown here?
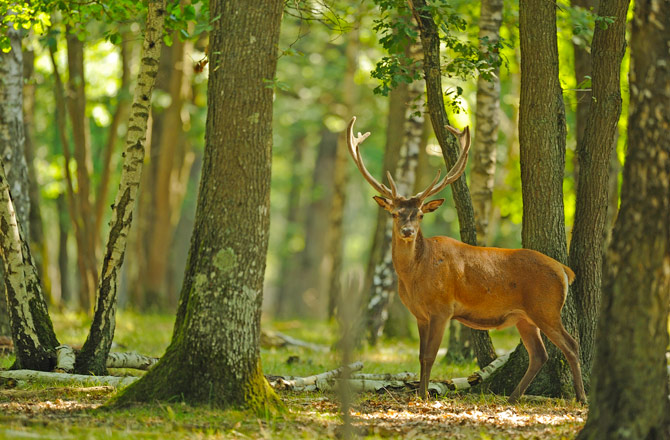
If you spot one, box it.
[261,330,329,352]
[53,345,158,373]
[268,352,511,395]
[0,370,139,387]
[267,362,364,390]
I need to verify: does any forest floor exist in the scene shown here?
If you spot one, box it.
[0,312,586,439]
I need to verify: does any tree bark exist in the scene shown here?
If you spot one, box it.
[48,45,91,311]
[0,25,58,369]
[571,0,596,185]
[273,135,306,315]
[22,47,51,303]
[490,0,577,398]
[0,149,59,371]
[66,33,98,312]
[567,0,630,382]
[410,0,496,368]
[276,129,338,318]
[111,0,284,411]
[130,34,193,310]
[75,0,165,375]
[577,0,670,437]
[56,194,70,305]
[471,0,503,247]
[94,34,133,241]
[326,23,360,319]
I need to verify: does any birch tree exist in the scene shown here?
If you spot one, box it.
[74,0,166,375]
[0,24,59,369]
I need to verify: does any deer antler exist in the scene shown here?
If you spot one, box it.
[415,125,471,201]
[347,117,394,198]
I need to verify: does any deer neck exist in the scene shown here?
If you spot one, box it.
[391,228,426,276]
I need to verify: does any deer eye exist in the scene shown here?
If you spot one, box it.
[392,213,399,218]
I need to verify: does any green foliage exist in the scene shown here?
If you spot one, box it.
[370,0,506,107]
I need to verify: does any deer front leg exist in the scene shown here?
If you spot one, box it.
[418,314,450,399]
[417,319,430,399]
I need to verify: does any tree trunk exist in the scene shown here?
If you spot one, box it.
[276,129,338,318]
[567,0,630,382]
[66,33,98,312]
[367,42,423,345]
[488,0,576,398]
[94,34,133,241]
[273,136,306,315]
[130,35,193,310]
[48,44,90,311]
[326,24,359,319]
[0,27,59,368]
[471,0,503,247]
[75,1,165,375]
[22,47,51,304]
[112,0,284,410]
[57,194,70,305]
[410,0,496,368]
[577,0,670,436]
[571,0,596,185]
[0,23,29,337]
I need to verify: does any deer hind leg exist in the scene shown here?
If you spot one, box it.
[509,319,548,403]
[539,323,587,403]
[418,314,449,400]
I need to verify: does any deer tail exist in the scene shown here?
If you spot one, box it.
[562,264,576,285]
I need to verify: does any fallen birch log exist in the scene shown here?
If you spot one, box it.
[270,352,511,395]
[267,362,364,390]
[0,370,139,387]
[106,352,158,370]
[53,345,159,373]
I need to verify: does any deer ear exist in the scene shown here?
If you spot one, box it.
[373,196,393,212]
[421,199,444,213]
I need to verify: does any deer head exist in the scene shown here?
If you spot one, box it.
[347,116,471,241]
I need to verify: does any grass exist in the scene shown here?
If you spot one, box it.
[0,312,586,439]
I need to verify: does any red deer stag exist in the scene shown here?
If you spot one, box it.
[347,116,586,403]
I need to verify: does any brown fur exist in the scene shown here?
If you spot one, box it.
[375,196,586,403]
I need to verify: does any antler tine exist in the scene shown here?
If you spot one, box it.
[386,171,398,198]
[347,117,393,198]
[415,125,471,201]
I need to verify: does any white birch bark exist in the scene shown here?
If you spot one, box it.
[0,161,41,360]
[76,0,166,375]
[0,370,139,387]
[470,0,503,246]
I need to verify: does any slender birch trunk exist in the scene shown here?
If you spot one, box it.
[75,0,166,375]
[0,24,59,369]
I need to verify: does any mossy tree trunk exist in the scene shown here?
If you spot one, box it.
[112,0,283,410]
[410,0,496,368]
[567,0,630,382]
[577,0,670,437]
[74,0,165,375]
[487,0,577,398]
